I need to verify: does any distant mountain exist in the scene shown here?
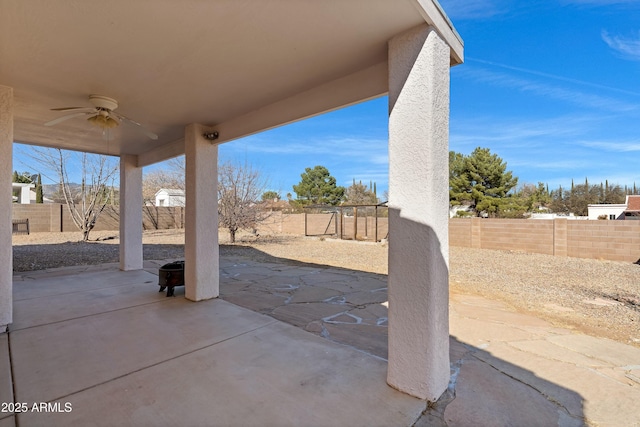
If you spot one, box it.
[42,183,119,203]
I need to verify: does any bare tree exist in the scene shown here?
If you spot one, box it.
[218,160,270,243]
[29,147,118,241]
[142,156,269,240]
[344,179,378,205]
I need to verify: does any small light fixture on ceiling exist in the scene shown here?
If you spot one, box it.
[87,110,119,129]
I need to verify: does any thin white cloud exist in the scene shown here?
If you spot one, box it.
[225,136,388,166]
[455,66,637,112]
[510,159,593,171]
[438,0,507,20]
[450,114,605,150]
[601,30,640,61]
[468,57,640,96]
[577,140,640,152]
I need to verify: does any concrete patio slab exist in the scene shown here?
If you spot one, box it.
[8,264,429,427]
[19,321,424,427]
[12,269,153,301]
[12,271,164,330]
[10,297,277,404]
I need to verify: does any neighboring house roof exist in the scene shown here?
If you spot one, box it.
[625,195,640,212]
[12,182,34,189]
[155,188,185,197]
[260,199,293,211]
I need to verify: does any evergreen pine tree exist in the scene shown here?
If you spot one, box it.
[36,174,44,203]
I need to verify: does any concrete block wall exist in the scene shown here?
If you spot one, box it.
[12,204,184,234]
[449,218,640,263]
[282,213,304,234]
[567,221,640,262]
[449,218,471,247]
[11,204,58,232]
[480,218,555,255]
[141,206,184,230]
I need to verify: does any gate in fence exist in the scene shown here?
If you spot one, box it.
[303,202,388,242]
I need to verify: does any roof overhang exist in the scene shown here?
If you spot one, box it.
[0,0,463,166]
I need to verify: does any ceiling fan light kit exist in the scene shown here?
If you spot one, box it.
[87,111,119,129]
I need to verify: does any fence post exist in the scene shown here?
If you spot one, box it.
[353,207,358,240]
[471,217,481,248]
[304,211,308,237]
[375,205,378,242]
[554,218,568,257]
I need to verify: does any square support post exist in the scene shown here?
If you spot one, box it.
[0,86,13,332]
[184,124,219,301]
[119,154,143,271]
[387,25,451,401]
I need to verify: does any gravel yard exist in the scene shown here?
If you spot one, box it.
[12,229,640,347]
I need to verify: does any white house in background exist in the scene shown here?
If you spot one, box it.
[155,188,185,207]
[11,182,34,204]
[587,195,640,220]
[530,213,588,220]
[587,203,626,220]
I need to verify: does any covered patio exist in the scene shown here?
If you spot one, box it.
[2,0,463,421]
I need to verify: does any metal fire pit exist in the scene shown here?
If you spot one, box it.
[158,261,184,297]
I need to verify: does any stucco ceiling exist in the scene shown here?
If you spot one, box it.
[0,0,462,166]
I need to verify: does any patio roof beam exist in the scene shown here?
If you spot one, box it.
[411,0,464,65]
[137,62,388,168]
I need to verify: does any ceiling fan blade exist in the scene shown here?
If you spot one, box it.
[51,107,93,112]
[116,113,158,140]
[44,112,93,126]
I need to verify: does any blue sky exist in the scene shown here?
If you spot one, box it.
[14,0,640,197]
[224,0,640,196]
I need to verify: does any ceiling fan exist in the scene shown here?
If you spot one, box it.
[44,94,158,140]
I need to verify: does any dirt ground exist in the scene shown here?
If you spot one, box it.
[12,229,640,348]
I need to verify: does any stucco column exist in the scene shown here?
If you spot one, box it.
[0,86,13,332]
[387,25,451,401]
[119,154,143,271]
[184,124,219,301]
